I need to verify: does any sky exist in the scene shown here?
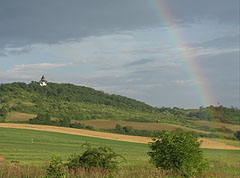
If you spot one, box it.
[0,0,239,109]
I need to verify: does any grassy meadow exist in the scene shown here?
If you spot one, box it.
[0,127,239,177]
[0,127,148,165]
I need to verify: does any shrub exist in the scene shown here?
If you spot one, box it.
[216,126,233,133]
[45,156,65,178]
[66,143,124,172]
[148,129,208,178]
[234,131,240,140]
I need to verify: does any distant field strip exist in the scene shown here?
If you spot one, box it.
[78,120,210,134]
[190,120,240,132]
[0,123,239,150]
[7,112,36,122]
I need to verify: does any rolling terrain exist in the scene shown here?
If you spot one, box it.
[0,82,240,141]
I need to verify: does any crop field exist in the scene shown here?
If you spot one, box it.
[6,112,36,122]
[0,127,239,177]
[78,120,210,134]
[0,123,239,150]
[0,126,239,165]
[190,120,240,132]
[6,112,212,135]
[0,127,149,165]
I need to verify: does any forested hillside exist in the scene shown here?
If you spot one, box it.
[0,82,239,126]
[0,82,153,112]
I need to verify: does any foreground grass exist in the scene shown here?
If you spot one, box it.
[0,127,239,177]
[0,163,239,178]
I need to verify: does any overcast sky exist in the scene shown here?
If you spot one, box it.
[0,0,239,108]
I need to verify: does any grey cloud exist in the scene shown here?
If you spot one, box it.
[125,59,156,67]
[1,46,32,56]
[191,34,240,49]
[0,63,72,82]
[0,0,238,50]
[119,34,239,56]
[196,51,239,75]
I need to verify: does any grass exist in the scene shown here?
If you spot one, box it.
[191,120,240,132]
[0,127,148,165]
[0,127,239,177]
[210,138,240,147]
[0,127,239,165]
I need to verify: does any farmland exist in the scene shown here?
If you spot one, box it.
[0,127,239,177]
[0,82,240,177]
[0,123,239,150]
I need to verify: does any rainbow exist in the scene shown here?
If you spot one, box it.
[146,0,217,107]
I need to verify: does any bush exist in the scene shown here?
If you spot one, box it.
[45,156,65,178]
[234,131,240,140]
[66,143,124,172]
[216,126,233,133]
[148,129,208,177]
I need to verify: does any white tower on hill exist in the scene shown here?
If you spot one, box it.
[39,75,47,86]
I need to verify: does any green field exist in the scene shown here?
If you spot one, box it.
[0,127,239,177]
[0,127,239,166]
[0,127,149,165]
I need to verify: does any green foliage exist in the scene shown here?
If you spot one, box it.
[66,143,124,171]
[0,104,9,122]
[29,114,95,130]
[148,129,209,177]
[0,95,10,103]
[0,82,153,112]
[216,127,233,133]
[234,131,240,140]
[45,156,65,178]
[112,124,164,137]
[188,106,240,124]
[0,82,204,126]
[0,82,239,132]
[29,113,52,125]
[115,124,122,132]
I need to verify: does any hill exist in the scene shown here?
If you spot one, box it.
[0,82,239,140]
[0,82,191,124]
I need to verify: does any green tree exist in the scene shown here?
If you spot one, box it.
[115,124,122,132]
[234,131,240,140]
[122,126,134,134]
[0,104,9,121]
[148,129,208,178]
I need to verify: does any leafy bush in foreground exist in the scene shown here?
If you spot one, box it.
[45,156,65,178]
[148,129,209,178]
[66,143,124,172]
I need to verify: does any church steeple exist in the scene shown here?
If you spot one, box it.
[39,75,47,86]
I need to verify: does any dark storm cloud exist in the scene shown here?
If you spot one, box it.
[0,0,238,49]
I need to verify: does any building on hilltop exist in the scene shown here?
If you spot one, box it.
[39,75,47,86]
